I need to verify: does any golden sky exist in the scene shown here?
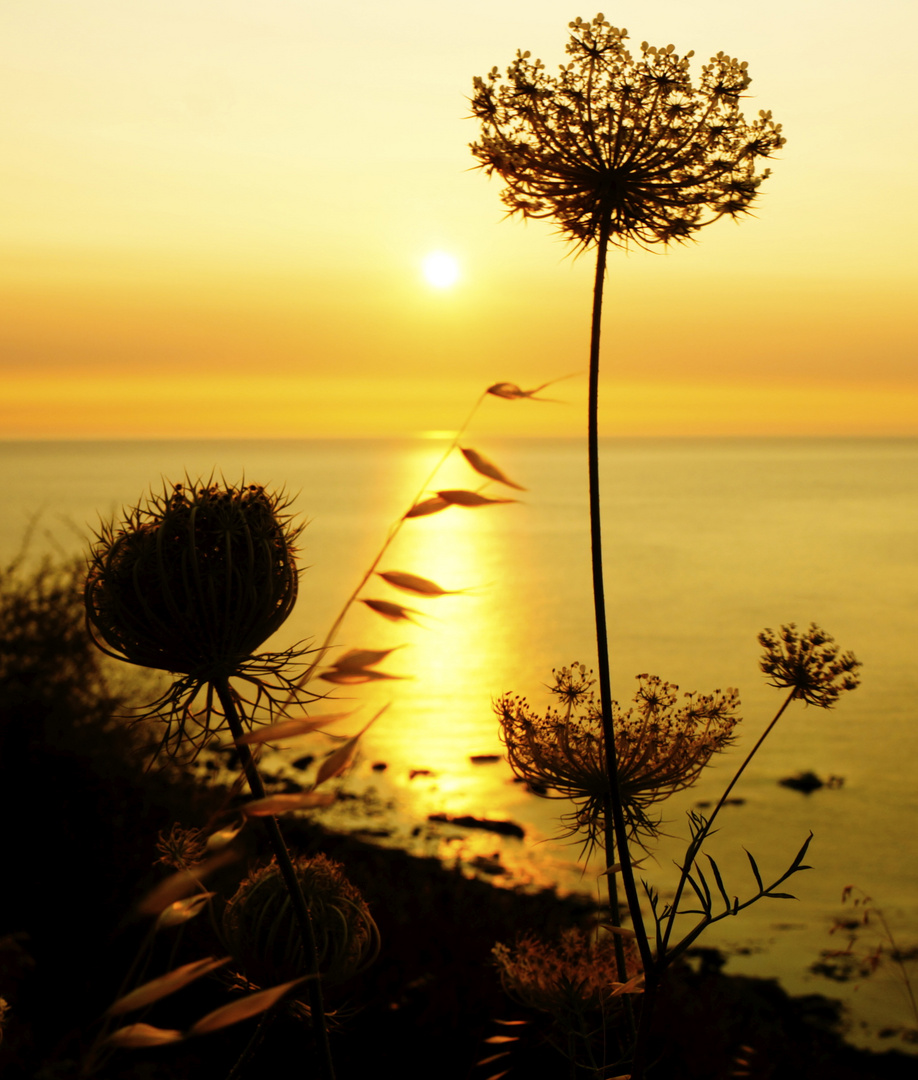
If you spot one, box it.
[2,0,916,438]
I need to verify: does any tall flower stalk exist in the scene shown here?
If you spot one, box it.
[471,11,784,955]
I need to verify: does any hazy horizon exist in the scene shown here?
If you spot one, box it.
[3,1,916,439]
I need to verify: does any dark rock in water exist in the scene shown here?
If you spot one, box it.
[469,754,501,764]
[428,813,525,839]
[371,761,388,772]
[779,771,824,793]
[512,776,549,795]
[470,854,506,876]
[265,777,303,795]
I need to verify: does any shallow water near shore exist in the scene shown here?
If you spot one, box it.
[3,434,916,1052]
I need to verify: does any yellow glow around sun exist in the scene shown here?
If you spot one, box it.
[422,252,460,288]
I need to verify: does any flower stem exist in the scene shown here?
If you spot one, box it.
[587,214,652,984]
[603,797,637,1042]
[660,687,798,956]
[213,678,335,1080]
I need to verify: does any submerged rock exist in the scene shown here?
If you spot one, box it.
[428,813,525,839]
[780,771,830,793]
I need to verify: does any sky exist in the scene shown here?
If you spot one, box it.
[2,0,916,439]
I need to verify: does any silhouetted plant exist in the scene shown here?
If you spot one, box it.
[473,14,794,1076]
[496,668,739,850]
[816,885,918,1044]
[494,626,860,1077]
[472,8,787,936]
[85,477,338,1077]
[222,855,380,990]
[493,928,642,1073]
[81,388,540,1078]
[85,479,312,762]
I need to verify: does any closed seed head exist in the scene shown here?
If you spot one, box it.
[85,479,301,679]
[221,855,380,989]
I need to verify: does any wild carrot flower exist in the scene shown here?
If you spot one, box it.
[758,623,861,707]
[85,478,314,759]
[496,667,740,847]
[154,823,207,870]
[493,928,642,1023]
[470,14,785,250]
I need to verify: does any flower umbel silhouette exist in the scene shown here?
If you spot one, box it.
[471,14,785,250]
[759,623,862,708]
[496,667,740,848]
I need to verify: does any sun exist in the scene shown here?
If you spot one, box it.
[422,251,460,289]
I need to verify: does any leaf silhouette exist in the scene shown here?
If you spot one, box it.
[104,1023,184,1048]
[205,824,244,852]
[314,734,362,788]
[460,448,526,490]
[361,599,424,623]
[314,707,387,788]
[187,978,309,1037]
[320,669,403,685]
[242,792,335,816]
[404,496,449,518]
[137,850,236,916]
[108,957,231,1016]
[235,714,348,745]
[332,648,396,670]
[377,571,459,597]
[486,381,559,401]
[155,892,216,930]
[436,489,517,508]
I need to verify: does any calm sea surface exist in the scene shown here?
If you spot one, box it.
[2,436,916,1048]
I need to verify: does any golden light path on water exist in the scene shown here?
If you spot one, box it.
[312,440,528,796]
[255,437,592,893]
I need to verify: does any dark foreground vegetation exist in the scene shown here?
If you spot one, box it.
[1,558,913,1080]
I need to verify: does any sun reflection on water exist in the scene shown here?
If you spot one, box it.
[318,439,528,794]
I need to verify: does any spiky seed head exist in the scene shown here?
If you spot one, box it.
[221,855,379,988]
[85,479,301,680]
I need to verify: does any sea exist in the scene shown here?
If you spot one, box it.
[2,435,916,1050]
